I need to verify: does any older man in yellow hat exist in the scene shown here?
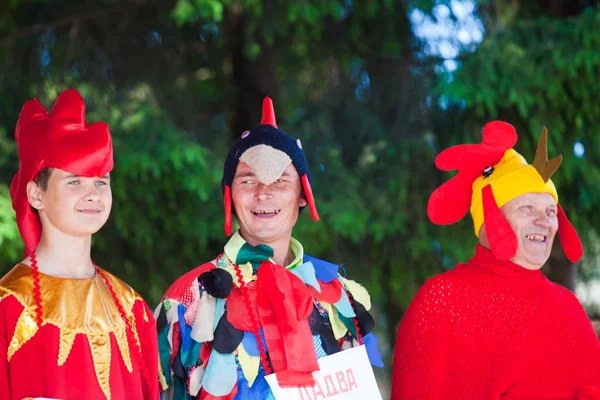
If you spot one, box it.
[391,121,600,399]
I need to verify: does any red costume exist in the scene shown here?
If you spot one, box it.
[392,245,600,399]
[0,89,159,399]
[391,122,600,399]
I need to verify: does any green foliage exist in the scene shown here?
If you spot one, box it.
[172,0,401,59]
[440,5,600,281]
[0,7,597,395]
[0,185,22,262]
[81,83,226,302]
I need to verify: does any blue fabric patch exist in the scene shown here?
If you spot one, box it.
[362,332,384,368]
[242,329,267,357]
[290,262,321,292]
[183,341,201,368]
[177,304,193,357]
[202,348,238,396]
[333,286,356,318]
[312,335,328,359]
[214,298,226,332]
[234,368,274,399]
[304,255,338,283]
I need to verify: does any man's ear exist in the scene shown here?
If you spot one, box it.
[299,192,308,208]
[26,181,44,211]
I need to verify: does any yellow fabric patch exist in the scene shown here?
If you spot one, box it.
[223,262,254,287]
[321,302,348,340]
[342,278,371,311]
[158,359,169,391]
[237,343,260,387]
[284,237,304,270]
[223,231,246,264]
[470,149,558,236]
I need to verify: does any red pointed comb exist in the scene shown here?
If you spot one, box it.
[261,97,278,128]
[427,121,518,225]
[15,99,48,141]
[47,89,87,136]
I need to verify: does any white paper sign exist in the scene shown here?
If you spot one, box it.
[265,345,382,400]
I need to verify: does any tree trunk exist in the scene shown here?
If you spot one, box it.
[228,13,276,142]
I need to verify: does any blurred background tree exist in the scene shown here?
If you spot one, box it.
[0,0,599,394]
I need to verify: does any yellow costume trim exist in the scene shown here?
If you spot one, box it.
[0,289,10,303]
[470,149,558,236]
[114,325,133,373]
[0,264,146,398]
[129,312,142,350]
[57,329,77,366]
[7,307,38,362]
[143,306,149,323]
[89,332,112,400]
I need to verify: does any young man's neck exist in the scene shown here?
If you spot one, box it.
[24,230,95,279]
[240,231,295,267]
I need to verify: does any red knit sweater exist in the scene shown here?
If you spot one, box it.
[391,245,600,399]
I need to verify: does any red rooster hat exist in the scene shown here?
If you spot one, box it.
[10,89,114,256]
[427,121,582,262]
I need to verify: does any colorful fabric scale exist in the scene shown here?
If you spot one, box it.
[157,231,383,399]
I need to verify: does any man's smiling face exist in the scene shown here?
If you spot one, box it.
[500,192,558,270]
[231,162,307,246]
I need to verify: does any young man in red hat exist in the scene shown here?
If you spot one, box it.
[0,89,159,399]
[391,121,600,399]
[156,98,383,399]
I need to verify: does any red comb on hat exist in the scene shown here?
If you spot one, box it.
[261,97,278,128]
[427,121,518,225]
[9,89,113,256]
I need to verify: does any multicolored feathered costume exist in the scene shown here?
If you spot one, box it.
[391,121,600,399]
[0,89,159,400]
[157,98,383,399]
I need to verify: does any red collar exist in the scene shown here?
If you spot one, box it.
[467,245,545,280]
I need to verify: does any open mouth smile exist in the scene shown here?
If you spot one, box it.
[252,209,281,216]
[525,234,547,243]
